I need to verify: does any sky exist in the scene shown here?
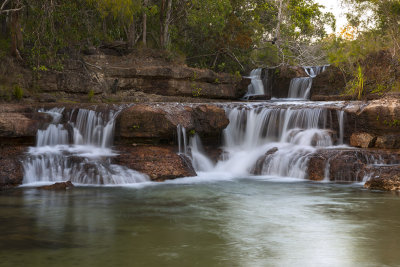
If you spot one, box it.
[315,0,348,33]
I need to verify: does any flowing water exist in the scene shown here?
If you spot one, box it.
[6,67,400,266]
[2,180,400,267]
[23,107,148,185]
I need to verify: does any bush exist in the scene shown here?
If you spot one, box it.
[13,85,24,100]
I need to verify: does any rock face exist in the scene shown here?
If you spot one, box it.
[344,98,400,149]
[310,65,350,101]
[116,103,229,145]
[32,53,249,100]
[267,66,308,98]
[0,105,52,141]
[0,146,26,190]
[307,149,400,182]
[114,145,196,181]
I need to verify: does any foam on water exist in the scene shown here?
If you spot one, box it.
[23,107,149,185]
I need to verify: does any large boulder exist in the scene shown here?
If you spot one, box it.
[364,165,400,191]
[114,145,196,181]
[350,132,377,148]
[116,103,229,145]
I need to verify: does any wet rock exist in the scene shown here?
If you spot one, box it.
[114,145,196,181]
[37,181,74,190]
[0,146,26,190]
[252,147,278,175]
[116,103,228,145]
[364,165,400,191]
[375,135,400,149]
[306,149,400,182]
[350,132,377,148]
[307,155,326,181]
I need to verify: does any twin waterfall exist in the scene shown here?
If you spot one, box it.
[23,107,148,185]
[22,66,363,186]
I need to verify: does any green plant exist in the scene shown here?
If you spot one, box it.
[192,86,202,97]
[132,125,140,130]
[189,129,196,136]
[87,89,95,102]
[13,85,24,101]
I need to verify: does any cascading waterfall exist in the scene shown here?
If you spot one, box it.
[288,65,329,99]
[243,68,265,100]
[23,107,148,185]
[189,104,340,178]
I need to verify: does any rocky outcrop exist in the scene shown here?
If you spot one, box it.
[0,105,52,141]
[114,145,196,181]
[364,165,400,191]
[37,181,74,190]
[0,146,26,190]
[344,98,400,149]
[307,149,400,182]
[30,53,249,100]
[116,103,229,145]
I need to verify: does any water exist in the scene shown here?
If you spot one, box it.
[2,180,400,267]
[189,102,344,179]
[23,107,148,185]
[243,68,266,99]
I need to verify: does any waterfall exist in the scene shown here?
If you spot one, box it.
[177,124,188,155]
[243,68,266,100]
[288,78,313,99]
[287,65,329,99]
[23,107,149,185]
[187,103,345,179]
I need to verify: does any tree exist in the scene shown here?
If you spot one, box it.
[0,0,24,59]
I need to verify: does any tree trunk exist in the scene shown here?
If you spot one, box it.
[160,0,172,49]
[163,0,172,48]
[159,0,166,48]
[127,17,136,49]
[10,10,23,59]
[142,0,148,47]
[275,0,283,47]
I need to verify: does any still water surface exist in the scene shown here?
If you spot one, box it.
[1,177,400,267]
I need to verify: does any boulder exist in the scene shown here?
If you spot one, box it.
[350,132,377,148]
[114,145,196,181]
[37,181,74,190]
[310,65,349,101]
[364,165,400,191]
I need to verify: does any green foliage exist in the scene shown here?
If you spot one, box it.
[13,85,24,101]
[345,64,364,100]
[188,129,196,136]
[87,89,95,102]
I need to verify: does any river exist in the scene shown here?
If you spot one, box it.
[1,178,400,267]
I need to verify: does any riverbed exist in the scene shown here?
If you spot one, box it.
[1,177,399,267]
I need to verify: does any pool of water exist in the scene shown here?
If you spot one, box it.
[1,177,400,267]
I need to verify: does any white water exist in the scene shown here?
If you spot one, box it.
[188,104,340,179]
[23,107,149,185]
[243,68,265,99]
[287,65,329,99]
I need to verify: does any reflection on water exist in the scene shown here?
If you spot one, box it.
[1,179,400,267]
